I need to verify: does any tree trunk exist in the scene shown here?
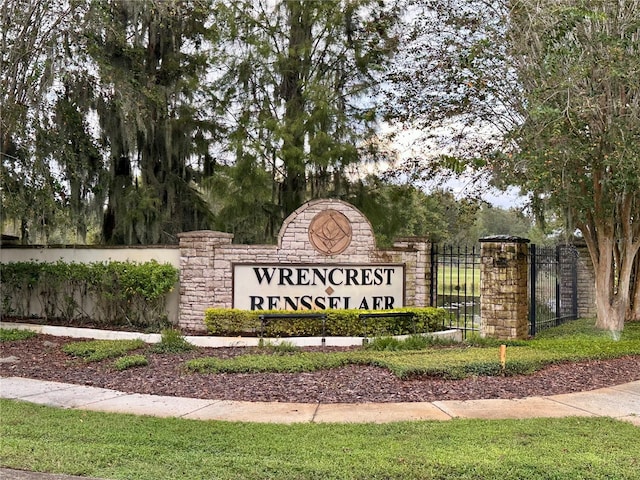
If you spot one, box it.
[279,0,312,216]
[584,222,638,332]
[627,250,640,321]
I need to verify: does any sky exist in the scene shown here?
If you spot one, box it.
[382,124,529,210]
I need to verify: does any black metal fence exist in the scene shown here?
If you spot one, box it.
[430,244,481,337]
[528,244,578,336]
[431,243,580,338]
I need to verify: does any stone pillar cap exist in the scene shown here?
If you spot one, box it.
[479,235,530,243]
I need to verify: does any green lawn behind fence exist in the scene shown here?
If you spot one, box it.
[437,264,480,293]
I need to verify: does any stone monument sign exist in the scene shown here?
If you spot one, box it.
[178,199,432,332]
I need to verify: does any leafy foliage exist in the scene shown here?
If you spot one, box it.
[87,0,217,244]
[0,328,37,342]
[207,0,401,237]
[504,0,640,328]
[365,334,455,351]
[113,354,149,371]
[0,260,178,328]
[62,339,145,362]
[257,340,301,354]
[387,0,640,328]
[150,329,194,354]
[203,307,448,337]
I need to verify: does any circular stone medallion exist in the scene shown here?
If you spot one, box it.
[308,209,352,255]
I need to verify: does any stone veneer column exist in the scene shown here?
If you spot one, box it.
[573,242,596,318]
[178,230,233,332]
[480,236,530,340]
[557,245,578,319]
[391,237,432,307]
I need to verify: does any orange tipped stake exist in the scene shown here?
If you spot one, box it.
[500,344,507,370]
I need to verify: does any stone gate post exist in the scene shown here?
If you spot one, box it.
[480,236,530,340]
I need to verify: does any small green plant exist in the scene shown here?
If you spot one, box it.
[0,328,37,342]
[259,339,301,354]
[365,334,454,351]
[150,328,194,353]
[62,339,145,362]
[113,355,148,371]
[186,351,355,374]
[365,336,404,351]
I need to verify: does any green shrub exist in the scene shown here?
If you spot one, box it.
[113,355,148,371]
[203,308,261,336]
[203,307,447,337]
[150,328,194,354]
[62,339,145,362]
[0,260,178,329]
[0,328,37,342]
[365,336,403,351]
[186,352,356,374]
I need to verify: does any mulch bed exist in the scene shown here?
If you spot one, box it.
[2,333,640,403]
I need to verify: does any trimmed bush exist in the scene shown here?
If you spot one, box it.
[203,307,448,337]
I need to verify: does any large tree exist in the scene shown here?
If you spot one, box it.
[210,0,400,239]
[85,0,218,244]
[0,0,82,242]
[387,0,640,331]
[508,0,640,330]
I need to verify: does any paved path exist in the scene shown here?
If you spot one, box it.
[2,376,639,425]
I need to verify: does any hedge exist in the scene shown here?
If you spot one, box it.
[203,307,448,337]
[0,260,178,329]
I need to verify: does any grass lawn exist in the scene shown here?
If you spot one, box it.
[437,264,480,294]
[2,399,639,480]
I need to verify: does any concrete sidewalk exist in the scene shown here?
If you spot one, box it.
[2,376,639,425]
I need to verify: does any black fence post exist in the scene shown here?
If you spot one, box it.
[430,243,438,308]
[555,246,561,328]
[529,243,537,336]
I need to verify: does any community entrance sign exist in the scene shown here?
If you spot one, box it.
[233,263,405,310]
[178,199,432,331]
